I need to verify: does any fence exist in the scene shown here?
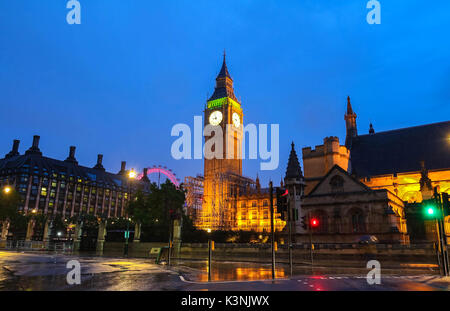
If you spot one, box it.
[4,240,74,253]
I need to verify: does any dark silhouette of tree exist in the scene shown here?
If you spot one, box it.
[0,188,21,222]
[126,180,186,242]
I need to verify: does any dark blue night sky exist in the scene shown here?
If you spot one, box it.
[1,1,449,186]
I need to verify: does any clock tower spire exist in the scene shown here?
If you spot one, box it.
[200,54,244,231]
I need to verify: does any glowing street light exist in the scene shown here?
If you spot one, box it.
[207,228,212,233]
[3,186,11,194]
[128,169,137,179]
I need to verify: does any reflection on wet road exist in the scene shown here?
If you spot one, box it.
[0,251,446,291]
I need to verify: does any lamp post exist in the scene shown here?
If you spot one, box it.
[3,186,11,194]
[124,217,131,257]
[207,228,212,282]
[125,169,136,257]
[269,181,275,280]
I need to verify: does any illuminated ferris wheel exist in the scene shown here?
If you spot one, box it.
[137,165,180,188]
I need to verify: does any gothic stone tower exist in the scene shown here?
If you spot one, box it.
[200,54,244,230]
[284,142,305,235]
[344,96,358,149]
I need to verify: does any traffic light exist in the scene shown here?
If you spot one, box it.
[301,215,308,230]
[293,208,299,221]
[442,193,450,217]
[169,209,180,220]
[422,199,439,219]
[310,218,319,228]
[276,187,288,221]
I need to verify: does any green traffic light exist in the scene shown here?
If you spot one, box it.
[427,207,435,215]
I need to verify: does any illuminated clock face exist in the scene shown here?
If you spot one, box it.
[232,112,240,128]
[209,110,223,126]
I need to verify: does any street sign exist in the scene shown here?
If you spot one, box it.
[150,248,160,254]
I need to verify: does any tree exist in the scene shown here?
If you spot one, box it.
[126,180,186,242]
[0,187,21,222]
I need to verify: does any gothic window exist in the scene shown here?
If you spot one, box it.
[252,201,257,207]
[350,209,365,233]
[330,175,344,193]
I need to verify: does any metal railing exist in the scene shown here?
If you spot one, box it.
[4,240,73,253]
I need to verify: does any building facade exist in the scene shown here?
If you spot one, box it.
[192,56,302,233]
[0,135,149,219]
[301,96,450,243]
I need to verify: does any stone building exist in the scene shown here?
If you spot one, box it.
[301,96,450,243]
[192,55,302,233]
[301,165,408,243]
[0,135,149,219]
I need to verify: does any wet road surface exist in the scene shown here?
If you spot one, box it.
[0,251,446,291]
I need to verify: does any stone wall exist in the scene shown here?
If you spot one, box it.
[101,242,438,267]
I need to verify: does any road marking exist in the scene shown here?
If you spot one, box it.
[178,275,290,284]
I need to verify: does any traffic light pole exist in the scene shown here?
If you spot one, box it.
[168,218,172,267]
[438,199,449,276]
[269,181,275,280]
[287,192,293,278]
[308,211,314,269]
[208,238,212,282]
[124,220,129,257]
[434,191,449,276]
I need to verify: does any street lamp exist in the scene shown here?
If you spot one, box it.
[207,228,212,282]
[124,168,136,257]
[128,169,137,179]
[3,186,11,194]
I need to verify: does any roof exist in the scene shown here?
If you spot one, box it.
[217,53,231,79]
[350,121,450,177]
[208,54,238,102]
[285,142,303,180]
[307,164,373,196]
[0,153,148,190]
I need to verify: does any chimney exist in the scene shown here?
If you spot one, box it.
[25,135,43,156]
[32,135,40,148]
[5,139,20,158]
[93,154,105,171]
[12,140,20,153]
[97,154,103,165]
[118,161,127,175]
[65,146,78,164]
[141,167,150,182]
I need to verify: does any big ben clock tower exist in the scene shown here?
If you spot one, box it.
[199,53,244,230]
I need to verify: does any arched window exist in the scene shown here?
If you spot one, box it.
[350,209,365,233]
[330,175,344,193]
